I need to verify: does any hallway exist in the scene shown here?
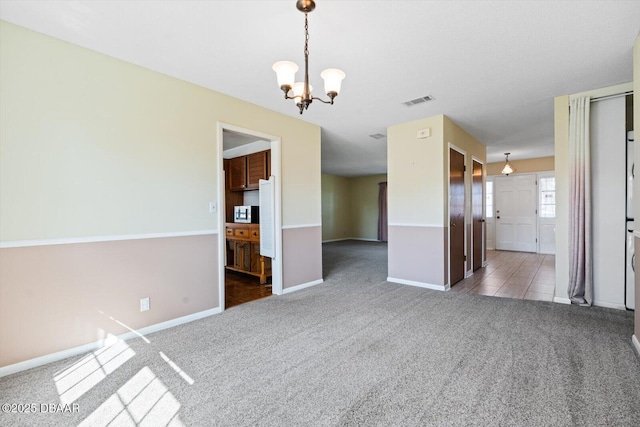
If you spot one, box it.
[451,250,555,302]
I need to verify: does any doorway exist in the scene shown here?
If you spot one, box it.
[217,124,283,310]
[494,173,537,252]
[449,146,466,286]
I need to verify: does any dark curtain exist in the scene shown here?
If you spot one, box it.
[378,182,388,242]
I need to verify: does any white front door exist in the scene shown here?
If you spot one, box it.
[495,174,537,252]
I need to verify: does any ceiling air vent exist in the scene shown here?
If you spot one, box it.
[402,95,435,107]
[369,133,386,140]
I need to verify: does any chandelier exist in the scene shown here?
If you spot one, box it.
[272,0,345,114]
[501,153,515,175]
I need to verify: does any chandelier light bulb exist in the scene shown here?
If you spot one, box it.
[321,68,346,97]
[272,61,299,90]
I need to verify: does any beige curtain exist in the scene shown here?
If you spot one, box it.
[567,96,593,306]
[378,182,388,242]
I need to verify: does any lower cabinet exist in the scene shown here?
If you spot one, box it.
[225,224,272,283]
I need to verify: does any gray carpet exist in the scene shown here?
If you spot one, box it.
[1,240,639,426]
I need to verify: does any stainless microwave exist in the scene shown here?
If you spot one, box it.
[234,206,259,224]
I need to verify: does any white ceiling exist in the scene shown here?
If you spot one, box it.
[1,1,639,176]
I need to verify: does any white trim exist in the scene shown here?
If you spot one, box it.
[593,300,627,310]
[282,279,324,294]
[0,307,221,378]
[553,296,571,305]
[322,238,350,243]
[633,230,640,239]
[632,335,640,358]
[388,223,444,228]
[282,223,322,230]
[0,230,218,249]
[387,277,450,291]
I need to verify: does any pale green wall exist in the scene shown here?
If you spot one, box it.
[349,174,387,240]
[321,173,387,241]
[321,174,351,241]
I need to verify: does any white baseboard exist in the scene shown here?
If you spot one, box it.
[482,261,488,267]
[593,300,627,310]
[387,277,449,291]
[553,297,571,305]
[282,279,324,294]
[322,238,350,243]
[633,335,640,357]
[0,307,222,378]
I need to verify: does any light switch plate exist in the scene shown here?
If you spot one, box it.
[140,297,150,312]
[209,202,217,213]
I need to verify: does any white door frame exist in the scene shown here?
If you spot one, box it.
[447,143,468,285]
[217,123,283,312]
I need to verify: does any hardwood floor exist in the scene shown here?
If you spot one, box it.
[451,250,555,302]
[225,270,272,309]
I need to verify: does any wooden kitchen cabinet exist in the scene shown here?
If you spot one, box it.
[246,151,269,190]
[228,150,270,191]
[229,156,247,191]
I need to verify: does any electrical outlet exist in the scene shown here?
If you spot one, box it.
[140,297,150,312]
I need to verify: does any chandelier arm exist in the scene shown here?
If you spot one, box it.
[313,97,333,105]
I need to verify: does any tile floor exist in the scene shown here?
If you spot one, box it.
[451,250,555,302]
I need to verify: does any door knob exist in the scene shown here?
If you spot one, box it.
[450,222,456,227]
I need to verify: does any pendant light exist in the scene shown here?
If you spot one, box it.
[501,153,515,176]
[272,0,346,114]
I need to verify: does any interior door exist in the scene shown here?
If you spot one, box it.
[495,174,537,252]
[472,160,483,270]
[449,148,465,285]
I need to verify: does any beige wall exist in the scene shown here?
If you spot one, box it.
[554,95,570,303]
[388,115,445,226]
[321,174,351,241]
[0,21,322,367]
[487,156,554,176]
[349,174,387,240]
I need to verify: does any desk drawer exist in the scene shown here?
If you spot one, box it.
[234,228,249,238]
[226,228,234,237]
[250,228,260,241]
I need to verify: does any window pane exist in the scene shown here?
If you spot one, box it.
[486,182,493,218]
[539,177,555,218]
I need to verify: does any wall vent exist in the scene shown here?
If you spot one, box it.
[369,133,386,140]
[402,95,435,107]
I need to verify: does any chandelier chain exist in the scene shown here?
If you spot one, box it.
[304,13,309,57]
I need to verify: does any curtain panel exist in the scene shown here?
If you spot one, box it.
[567,96,593,306]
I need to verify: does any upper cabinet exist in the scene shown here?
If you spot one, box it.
[229,150,270,191]
[229,156,247,191]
